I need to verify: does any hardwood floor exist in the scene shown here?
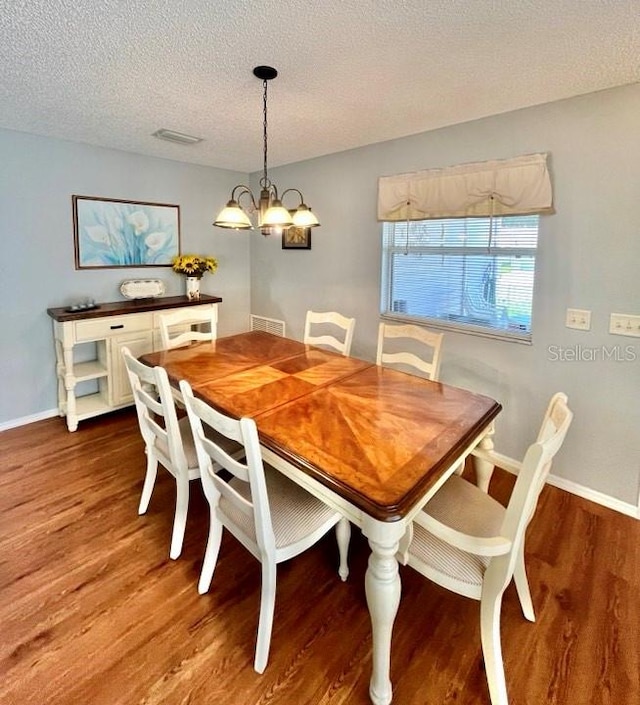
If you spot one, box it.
[1,409,638,705]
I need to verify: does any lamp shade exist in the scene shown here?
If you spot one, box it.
[261,200,294,227]
[213,201,253,229]
[292,204,320,228]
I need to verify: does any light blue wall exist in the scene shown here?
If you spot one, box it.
[250,83,640,507]
[0,129,251,425]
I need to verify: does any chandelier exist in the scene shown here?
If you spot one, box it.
[213,66,320,236]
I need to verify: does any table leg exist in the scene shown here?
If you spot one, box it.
[473,423,496,492]
[364,526,403,705]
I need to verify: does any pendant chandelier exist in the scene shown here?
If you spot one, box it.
[213,66,320,236]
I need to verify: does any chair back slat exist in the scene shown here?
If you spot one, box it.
[159,306,218,349]
[376,322,444,380]
[304,310,356,356]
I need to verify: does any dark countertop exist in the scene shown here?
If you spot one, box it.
[47,294,223,322]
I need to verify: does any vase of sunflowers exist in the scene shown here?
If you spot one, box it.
[171,254,218,301]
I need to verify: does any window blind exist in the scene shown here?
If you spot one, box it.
[381,215,540,341]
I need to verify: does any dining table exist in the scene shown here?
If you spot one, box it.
[139,330,501,705]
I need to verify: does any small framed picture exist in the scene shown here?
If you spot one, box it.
[282,226,311,250]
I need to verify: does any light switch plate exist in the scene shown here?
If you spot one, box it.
[566,308,591,331]
[609,313,640,337]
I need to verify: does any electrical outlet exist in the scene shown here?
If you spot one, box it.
[566,308,591,331]
[609,313,640,338]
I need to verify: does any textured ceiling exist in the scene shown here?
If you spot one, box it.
[1,0,639,173]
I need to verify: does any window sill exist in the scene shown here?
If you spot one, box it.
[380,312,532,345]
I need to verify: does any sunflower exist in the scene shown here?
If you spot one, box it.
[172,254,218,277]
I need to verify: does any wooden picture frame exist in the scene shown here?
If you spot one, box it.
[73,195,180,269]
[282,226,311,250]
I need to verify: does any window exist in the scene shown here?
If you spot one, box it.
[380,215,540,342]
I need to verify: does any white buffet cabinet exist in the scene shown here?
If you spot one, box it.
[47,295,221,431]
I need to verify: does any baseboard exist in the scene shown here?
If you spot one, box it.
[0,408,59,432]
[544,473,639,519]
[493,458,638,518]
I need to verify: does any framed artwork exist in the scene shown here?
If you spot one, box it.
[73,195,180,269]
[282,226,311,250]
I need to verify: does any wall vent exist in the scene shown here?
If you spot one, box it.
[250,314,286,337]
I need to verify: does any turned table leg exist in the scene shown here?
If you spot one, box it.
[473,423,496,492]
[363,520,405,705]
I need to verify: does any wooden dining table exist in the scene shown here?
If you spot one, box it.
[139,330,501,705]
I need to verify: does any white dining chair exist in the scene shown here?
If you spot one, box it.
[376,321,444,380]
[122,347,240,559]
[122,346,202,559]
[159,306,218,349]
[179,379,351,674]
[303,310,356,356]
[398,392,573,705]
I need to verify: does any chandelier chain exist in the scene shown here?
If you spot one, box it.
[262,78,269,187]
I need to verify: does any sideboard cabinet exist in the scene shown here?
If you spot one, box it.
[47,295,222,431]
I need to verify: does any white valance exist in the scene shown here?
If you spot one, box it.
[377,153,553,221]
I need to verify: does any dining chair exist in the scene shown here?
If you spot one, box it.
[303,310,356,356]
[158,305,218,349]
[179,378,351,674]
[376,321,444,380]
[122,346,202,559]
[122,347,240,560]
[397,392,573,705]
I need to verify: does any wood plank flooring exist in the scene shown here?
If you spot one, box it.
[1,409,638,705]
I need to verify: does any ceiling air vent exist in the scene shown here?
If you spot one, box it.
[152,128,203,145]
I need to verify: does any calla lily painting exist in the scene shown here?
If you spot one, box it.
[73,196,180,268]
